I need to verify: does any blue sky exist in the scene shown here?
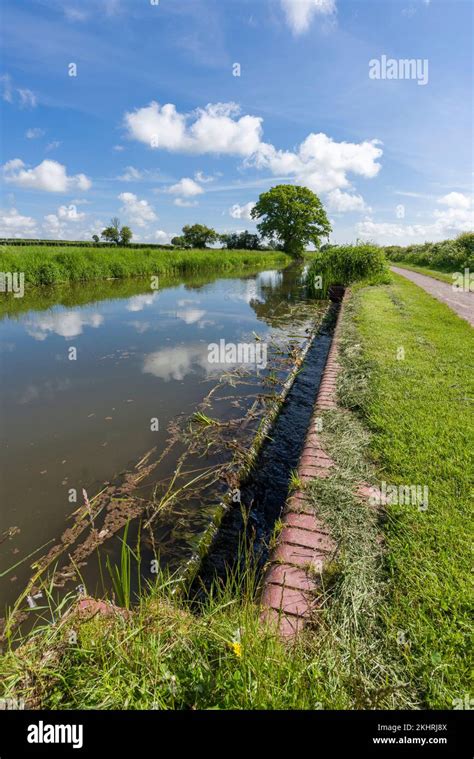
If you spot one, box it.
[1,0,472,245]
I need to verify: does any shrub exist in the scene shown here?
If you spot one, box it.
[220,231,262,250]
[307,244,390,297]
[384,233,474,271]
[36,261,62,285]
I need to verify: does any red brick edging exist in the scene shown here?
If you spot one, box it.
[261,292,349,638]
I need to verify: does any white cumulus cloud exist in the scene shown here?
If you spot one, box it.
[119,192,157,227]
[356,219,428,240]
[250,133,382,193]
[43,213,66,237]
[2,159,91,192]
[356,195,473,243]
[125,100,382,196]
[432,206,473,234]
[229,202,255,220]
[0,208,37,237]
[57,204,86,221]
[154,230,172,243]
[167,177,204,197]
[326,189,368,212]
[125,101,263,157]
[438,192,472,210]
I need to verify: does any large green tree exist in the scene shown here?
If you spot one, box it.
[178,224,218,249]
[251,184,331,258]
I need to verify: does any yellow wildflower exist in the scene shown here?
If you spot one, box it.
[229,641,242,658]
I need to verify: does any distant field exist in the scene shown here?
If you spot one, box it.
[0,245,290,287]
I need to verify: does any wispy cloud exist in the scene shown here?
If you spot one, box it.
[280,0,336,36]
[45,141,62,152]
[1,74,37,108]
[26,128,45,139]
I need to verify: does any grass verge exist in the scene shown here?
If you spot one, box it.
[334,275,472,707]
[0,275,471,709]
[389,262,454,284]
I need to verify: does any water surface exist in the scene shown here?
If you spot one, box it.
[0,267,326,613]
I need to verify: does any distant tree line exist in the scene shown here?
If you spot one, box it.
[170,225,268,250]
[2,186,334,256]
[169,186,332,256]
[0,239,175,249]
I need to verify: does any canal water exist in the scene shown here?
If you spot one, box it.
[0,266,328,619]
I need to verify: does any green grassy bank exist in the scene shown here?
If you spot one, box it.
[307,274,473,709]
[1,275,471,709]
[0,245,290,287]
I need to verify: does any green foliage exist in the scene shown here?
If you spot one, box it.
[171,235,187,248]
[456,231,474,258]
[36,261,62,285]
[181,224,218,249]
[119,225,133,246]
[100,217,133,246]
[220,231,262,250]
[307,243,390,297]
[341,278,473,707]
[100,226,119,244]
[105,522,138,610]
[251,184,332,258]
[384,232,474,272]
[101,217,121,245]
[0,245,289,288]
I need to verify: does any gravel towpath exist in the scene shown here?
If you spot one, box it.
[391,266,473,326]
